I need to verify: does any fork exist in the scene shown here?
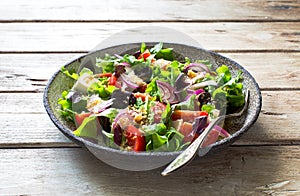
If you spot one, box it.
[161,89,250,176]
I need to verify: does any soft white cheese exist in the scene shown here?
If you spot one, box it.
[71,73,98,94]
[153,59,171,70]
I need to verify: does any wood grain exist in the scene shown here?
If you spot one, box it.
[1,0,299,194]
[0,91,299,146]
[0,22,299,52]
[0,52,300,91]
[0,0,299,21]
[0,146,299,195]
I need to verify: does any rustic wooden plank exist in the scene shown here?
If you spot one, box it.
[240,91,300,145]
[0,52,300,91]
[0,146,299,195]
[223,52,300,90]
[0,22,299,52]
[0,113,73,146]
[0,53,83,80]
[0,53,83,92]
[0,0,299,21]
[0,91,299,146]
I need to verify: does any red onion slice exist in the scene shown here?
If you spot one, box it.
[119,73,139,89]
[156,80,179,104]
[118,62,130,67]
[183,89,205,101]
[213,125,231,138]
[88,99,115,114]
[183,63,210,73]
[190,80,217,90]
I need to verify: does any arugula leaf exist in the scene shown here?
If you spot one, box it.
[145,78,161,99]
[149,42,163,54]
[161,103,171,125]
[168,62,181,86]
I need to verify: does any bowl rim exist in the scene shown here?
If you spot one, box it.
[43,42,262,157]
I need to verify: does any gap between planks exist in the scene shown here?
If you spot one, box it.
[0,50,300,54]
[0,142,299,150]
[0,19,300,23]
[1,88,300,94]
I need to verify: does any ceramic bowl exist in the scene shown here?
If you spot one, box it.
[43,43,262,171]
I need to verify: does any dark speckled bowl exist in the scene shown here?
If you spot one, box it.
[43,43,262,171]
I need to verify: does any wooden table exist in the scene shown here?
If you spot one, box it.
[0,0,299,195]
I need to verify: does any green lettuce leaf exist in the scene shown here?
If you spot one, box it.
[161,103,171,125]
[73,116,99,139]
[57,90,74,122]
[145,78,161,99]
[156,48,173,61]
[97,108,119,123]
[216,65,231,84]
[150,42,163,54]
[88,83,110,99]
[61,67,79,80]
[213,66,244,108]
[96,54,116,73]
[201,104,215,113]
[172,94,196,111]
[140,42,146,53]
[79,67,93,76]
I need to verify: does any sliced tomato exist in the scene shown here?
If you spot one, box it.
[138,49,151,61]
[134,92,152,102]
[108,75,117,85]
[94,73,112,78]
[75,112,91,127]
[150,102,166,123]
[179,122,194,143]
[125,125,146,152]
[172,110,208,123]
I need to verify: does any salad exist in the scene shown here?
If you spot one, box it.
[58,43,245,152]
